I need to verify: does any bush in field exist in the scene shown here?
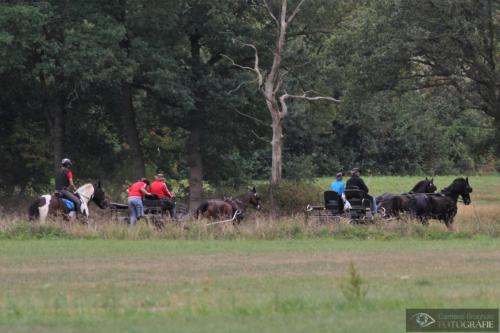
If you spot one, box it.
[258,181,324,214]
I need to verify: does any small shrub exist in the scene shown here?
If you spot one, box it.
[415,279,432,286]
[259,181,324,214]
[340,261,368,302]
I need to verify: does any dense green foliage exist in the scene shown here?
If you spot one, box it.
[0,0,498,199]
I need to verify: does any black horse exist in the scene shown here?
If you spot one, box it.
[377,178,437,217]
[408,177,472,230]
[196,187,262,223]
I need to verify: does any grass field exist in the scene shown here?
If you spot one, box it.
[1,239,500,333]
[0,175,499,333]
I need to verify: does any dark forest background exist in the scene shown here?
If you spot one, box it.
[0,0,498,203]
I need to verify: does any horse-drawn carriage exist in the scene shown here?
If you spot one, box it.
[305,188,379,225]
[110,197,188,228]
[305,177,472,230]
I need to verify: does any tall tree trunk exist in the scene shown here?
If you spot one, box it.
[264,0,289,187]
[120,82,145,179]
[270,114,283,185]
[41,77,65,174]
[187,117,204,209]
[494,118,500,156]
[187,35,205,209]
[50,94,64,174]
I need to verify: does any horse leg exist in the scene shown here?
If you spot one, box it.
[444,218,454,231]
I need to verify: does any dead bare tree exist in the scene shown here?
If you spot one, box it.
[224,0,340,186]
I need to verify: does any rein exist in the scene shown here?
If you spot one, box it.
[206,209,242,226]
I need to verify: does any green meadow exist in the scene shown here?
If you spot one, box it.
[0,175,499,333]
[1,239,499,333]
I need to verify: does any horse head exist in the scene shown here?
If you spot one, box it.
[445,178,472,205]
[426,178,437,193]
[245,186,262,210]
[411,178,437,193]
[461,177,473,205]
[92,181,108,209]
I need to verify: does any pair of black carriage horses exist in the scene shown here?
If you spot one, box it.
[306,177,473,230]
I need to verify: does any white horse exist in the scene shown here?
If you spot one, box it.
[28,182,107,222]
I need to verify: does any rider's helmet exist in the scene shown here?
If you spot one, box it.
[61,158,72,167]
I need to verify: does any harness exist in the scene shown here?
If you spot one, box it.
[224,198,244,219]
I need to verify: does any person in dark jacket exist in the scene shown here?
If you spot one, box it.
[55,158,81,215]
[346,168,377,212]
[346,168,369,193]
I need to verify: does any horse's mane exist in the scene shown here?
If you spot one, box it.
[77,183,94,196]
[411,180,427,192]
[236,188,258,200]
[441,178,465,194]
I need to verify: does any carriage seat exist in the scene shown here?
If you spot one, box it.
[110,202,128,210]
[323,191,343,214]
[345,187,371,211]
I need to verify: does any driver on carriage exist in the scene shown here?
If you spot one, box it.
[55,158,82,216]
[346,168,378,213]
[148,173,176,219]
[330,172,345,196]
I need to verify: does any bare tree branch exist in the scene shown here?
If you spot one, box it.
[227,79,259,94]
[287,0,307,24]
[251,130,270,143]
[233,107,267,126]
[263,0,279,28]
[221,54,256,73]
[242,43,264,87]
[65,85,79,109]
[221,43,263,88]
[279,91,340,119]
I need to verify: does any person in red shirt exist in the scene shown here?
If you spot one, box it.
[149,173,175,198]
[149,173,176,218]
[55,158,81,216]
[127,178,151,225]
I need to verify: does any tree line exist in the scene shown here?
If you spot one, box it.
[0,0,498,206]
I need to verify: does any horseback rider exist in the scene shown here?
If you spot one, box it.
[346,167,377,213]
[148,173,176,219]
[55,158,81,215]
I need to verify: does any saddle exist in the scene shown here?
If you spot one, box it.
[54,191,81,212]
[60,199,74,211]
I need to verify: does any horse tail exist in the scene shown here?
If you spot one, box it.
[28,197,44,220]
[195,201,209,219]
